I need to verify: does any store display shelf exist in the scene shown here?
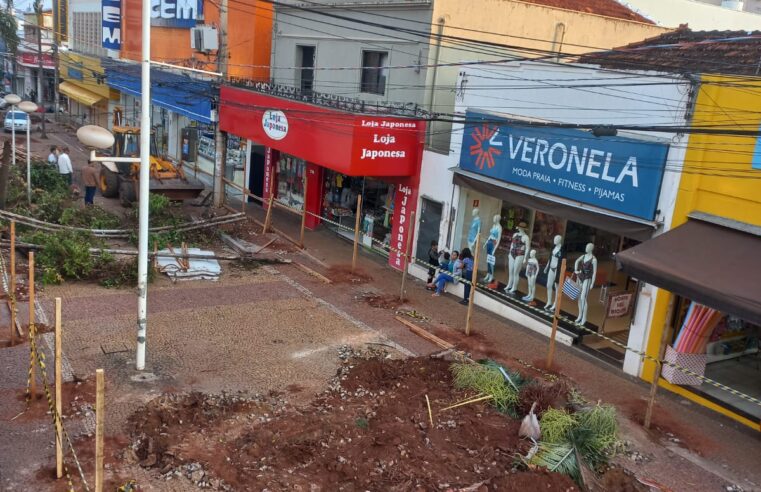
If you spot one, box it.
[707,347,758,364]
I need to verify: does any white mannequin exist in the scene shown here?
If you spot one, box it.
[483,214,502,283]
[522,250,539,302]
[505,222,529,294]
[573,243,598,326]
[467,208,481,250]
[544,235,564,311]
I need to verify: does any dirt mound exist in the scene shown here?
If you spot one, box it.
[126,357,579,491]
[327,265,372,284]
[357,292,403,309]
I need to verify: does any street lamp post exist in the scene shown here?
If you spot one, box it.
[4,94,21,168]
[18,101,38,204]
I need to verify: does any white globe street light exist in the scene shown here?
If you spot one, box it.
[4,94,21,173]
[18,100,38,204]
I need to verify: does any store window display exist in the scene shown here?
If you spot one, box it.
[573,243,598,326]
[483,214,502,283]
[276,155,306,210]
[505,222,530,295]
[322,172,394,245]
[544,235,564,311]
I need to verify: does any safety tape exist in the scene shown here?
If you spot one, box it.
[30,330,91,491]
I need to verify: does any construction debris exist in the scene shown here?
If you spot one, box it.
[155,247,222,281]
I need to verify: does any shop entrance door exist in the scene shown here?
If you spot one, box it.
[416,198,443,260]
[249,146,265,205]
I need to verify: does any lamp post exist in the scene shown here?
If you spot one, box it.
[18,101,38,204]
[4,94,21,168]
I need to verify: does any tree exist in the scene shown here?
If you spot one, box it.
[0,139,11,209]
[0,6,18,54]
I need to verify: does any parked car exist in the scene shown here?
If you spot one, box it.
[4,110,30,132]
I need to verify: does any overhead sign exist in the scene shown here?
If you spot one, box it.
[151,0,202,28]
[262,110,288,140]
[459,111,669,221]
[102,0,121,50]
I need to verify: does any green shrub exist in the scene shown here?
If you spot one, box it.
[60,205,122,229]
[22,230,111,284]
[450,361,521,414]
[99,256,155,288]
[540,408,578,444]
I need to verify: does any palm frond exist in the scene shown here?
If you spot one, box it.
[450,362,520,414]
[526,441,580,482]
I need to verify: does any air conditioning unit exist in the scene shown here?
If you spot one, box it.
[190,25,219,53]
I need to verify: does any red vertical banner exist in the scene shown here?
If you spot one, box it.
[262,147,279,208]
[388,183,418,271]
[304,162,323,229]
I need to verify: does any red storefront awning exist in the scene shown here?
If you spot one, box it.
[219,86,425,178]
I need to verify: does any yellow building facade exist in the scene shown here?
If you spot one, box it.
[641,75,761,431]
[59,52,119,129]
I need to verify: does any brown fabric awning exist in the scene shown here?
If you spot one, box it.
[453,169,658,241]
[616,219,761,326]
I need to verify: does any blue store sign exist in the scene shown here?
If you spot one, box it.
[101,0,121,50]
[151,0,202,28]
[459,111,669,221]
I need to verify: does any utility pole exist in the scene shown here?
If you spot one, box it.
[136,0,152,371]
[212,0,228,207]
[51,0,59,118]
[34,0,46,138]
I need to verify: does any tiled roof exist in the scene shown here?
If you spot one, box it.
[519,0,654,23]
[578,27,761,75]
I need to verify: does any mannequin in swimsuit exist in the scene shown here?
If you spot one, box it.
[505,222,529,294]
[544,235,564,311]
[522,250,539,302]
[573,243,598,326]
[468,208,481,251]
[483,215,502,283]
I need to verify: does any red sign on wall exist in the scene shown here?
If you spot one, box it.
[18,52,55,69]
[389,184,418,271]
[220,87,425,178]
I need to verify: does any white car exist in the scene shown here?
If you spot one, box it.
[4,110,30,132]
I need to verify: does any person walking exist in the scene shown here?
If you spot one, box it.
[459,248,474,305]
[47,146,57,166]
[81,160,99,205]
[56,146,73,185]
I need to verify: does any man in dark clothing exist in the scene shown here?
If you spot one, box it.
[426,240,439,288]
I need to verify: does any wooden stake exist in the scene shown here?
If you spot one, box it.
[351,195,363,272]
[263,196,274,234]
[546,258,567,369]
[9,221,15,344]
[95,368,105,492]
[399,211,415,302]
[54,298,63,479]
[465,234,481,336]
[644,294,676,429]
[299,175,309,249]
[29,251,36,399]
[425,395,434,426]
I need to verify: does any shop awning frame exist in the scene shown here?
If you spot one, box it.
[616,218,761,326]
[59,81,105,107]
[452,167,659,241]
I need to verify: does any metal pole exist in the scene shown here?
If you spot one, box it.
[34,0,46,139]
[94,368,104,492]
[351,195,362,271]
[135,0,152,371]
[26,119,30,204]
[54,297,62,479]
[11,104,15,167]
[212,0,228,207]
[299,172,309,249]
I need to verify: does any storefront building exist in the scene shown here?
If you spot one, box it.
[58,51,118,129]
[413,62,689,370]
[219,85,426,270]
[617,74,761,430]
[104,62,218,183]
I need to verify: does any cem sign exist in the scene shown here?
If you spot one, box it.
[151,0,202,28]
[459,110,669,221]
[101,0,121,50]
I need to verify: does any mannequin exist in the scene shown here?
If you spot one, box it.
[522,250,539,302]
[505,222,529,294]
[573,243,598,326]
[544,235,564,311]
[467,208,481,250]
[483,214,502,283]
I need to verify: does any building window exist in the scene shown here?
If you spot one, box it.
[296,45,315,93]
[361,50,388,95]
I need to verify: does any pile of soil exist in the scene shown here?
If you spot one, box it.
[327,265,372,284]
[126,356,579,491]
[359,292,403,310]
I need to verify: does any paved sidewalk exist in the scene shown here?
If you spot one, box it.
[242,198,761,492]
